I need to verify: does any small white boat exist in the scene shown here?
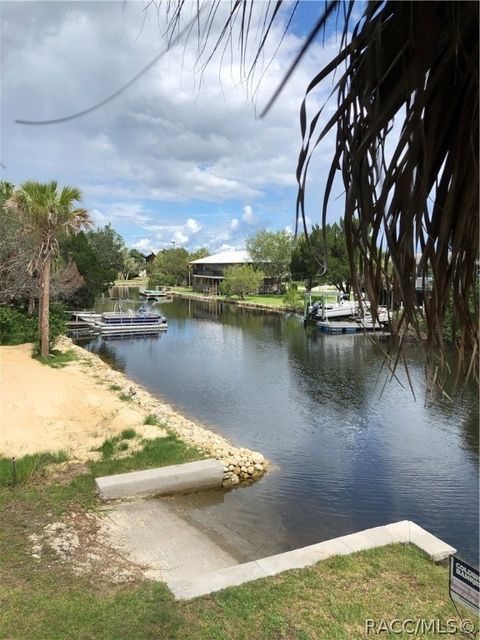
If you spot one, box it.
[139,287,172,299]
[318,300,359,319]
[308,296,359,320]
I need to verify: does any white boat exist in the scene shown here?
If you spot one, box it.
[139,287,173,299]
[308,296,359,320]
[73,302,167,334]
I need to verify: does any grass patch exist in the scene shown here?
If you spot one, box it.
[143,414,159,425]
[89,434,203,477]
[118,393,132,402]
[120,428,136,440]
[0,451,68,487]
[240,294,288,307]
[95,430,138,459]
[34,349,78,368]
[109,384,122,391]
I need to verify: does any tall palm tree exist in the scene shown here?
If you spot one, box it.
[6,181,91,356]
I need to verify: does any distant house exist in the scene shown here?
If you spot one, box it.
[189,249,276,294]
[144,252,156,264]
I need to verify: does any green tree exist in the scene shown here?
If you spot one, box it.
[291,222,353,293]
[5,181,90,356]
[0,181,35,304]
[59,231,113,308]
[128,249,147,278]
[220,265,264,300]
[119,247,146,280]
[148,247,190,287]
[87,224,126,279]
[190,247,210,261]
[2,182,84,312]
[246,230,293,289]
[291,227,323,292]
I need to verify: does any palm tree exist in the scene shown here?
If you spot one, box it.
[6,181,91,356]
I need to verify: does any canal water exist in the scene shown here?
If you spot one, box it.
[78,288,479,562]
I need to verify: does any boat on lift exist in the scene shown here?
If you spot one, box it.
[139,287,173,300]
[316,309,390,334]
[308,294,360,320]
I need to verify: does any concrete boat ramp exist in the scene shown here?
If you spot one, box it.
[100,497,247,583]
[96,460,456,600]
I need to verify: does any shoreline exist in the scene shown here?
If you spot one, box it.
[57,336,267,487]
[172,290,300,315]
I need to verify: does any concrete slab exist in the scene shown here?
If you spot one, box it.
[256,542,340,577]
[408,522,456,562]
[95,458,224,499]
[340,524,397,553]
[169,561,267,600]
[384,520,410,543]
[303,537,353,559]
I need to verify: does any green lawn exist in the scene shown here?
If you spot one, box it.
[0,448,471,640]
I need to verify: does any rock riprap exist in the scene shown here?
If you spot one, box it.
[57,337,267,487]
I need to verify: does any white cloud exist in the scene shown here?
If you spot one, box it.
[1,2,343,247]
[173,231,189,245]
[89,208,109,226]
[186,218,202,234]
[242,205,258,226]
[132,238,157,254]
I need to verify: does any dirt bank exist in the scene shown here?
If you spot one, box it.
[0,343,161,460]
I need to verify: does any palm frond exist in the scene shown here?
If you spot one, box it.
[294,1,478,391]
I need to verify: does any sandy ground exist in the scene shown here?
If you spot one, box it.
[0,344,150,459]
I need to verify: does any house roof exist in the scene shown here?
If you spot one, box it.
[189,249,251,265]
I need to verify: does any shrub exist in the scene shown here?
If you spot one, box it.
[0,303,67,348]
[282,283,303,312]
[0,307,37,345]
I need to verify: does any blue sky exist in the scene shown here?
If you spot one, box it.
[1,1,350,254]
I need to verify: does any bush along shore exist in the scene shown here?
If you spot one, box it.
[57,336,267,487]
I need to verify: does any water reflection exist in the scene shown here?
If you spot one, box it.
[79,290,479,562]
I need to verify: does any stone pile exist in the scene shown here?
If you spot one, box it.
[58,336,267,487]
